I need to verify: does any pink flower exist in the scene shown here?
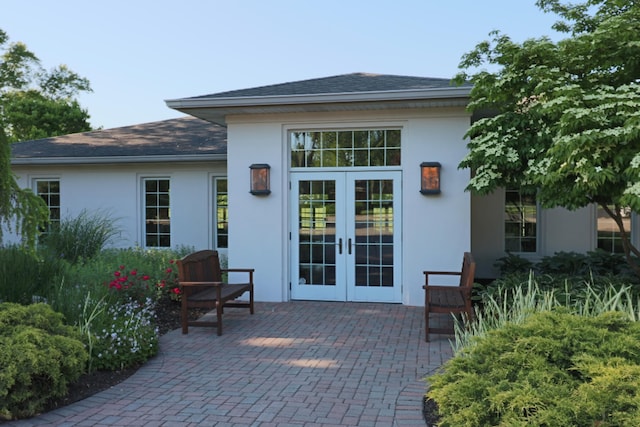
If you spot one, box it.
[166,268,173,274]
[130,270,137,276]
[114,271,121,277]
[171,287,181,295]
[142,275,150,281]
[119,265,125,270]
[169,259,175,264]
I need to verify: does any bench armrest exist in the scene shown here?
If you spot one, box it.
[179,281,223,287]
[423,271,461,276]
[423,284,466,291]
[222,268,255,273]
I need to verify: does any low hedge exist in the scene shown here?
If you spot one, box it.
[428,310,640,426]
[0,303,88,420]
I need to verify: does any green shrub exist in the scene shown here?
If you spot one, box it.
[537,250,588,275]
[493,250,640,282]
[429,310,640,426]
[0,303,88,420]
[493,252,533,276]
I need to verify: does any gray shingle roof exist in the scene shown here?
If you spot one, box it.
[11,116,226,162]
[188,73,459,99]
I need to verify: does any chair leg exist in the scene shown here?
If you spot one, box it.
[216,301,223,336]
[181,299,189,334]
[424,291,430,342]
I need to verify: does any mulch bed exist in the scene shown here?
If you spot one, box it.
[422,396,440,426]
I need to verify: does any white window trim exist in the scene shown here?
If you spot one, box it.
[139,176,171,249]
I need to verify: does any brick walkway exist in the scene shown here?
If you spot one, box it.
[8,302,454,426]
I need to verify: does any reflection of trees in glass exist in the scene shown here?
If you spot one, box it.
[290,129,401,168]
[504,188,536,252]
[597,204,631,254]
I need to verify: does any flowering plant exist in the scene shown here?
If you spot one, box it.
[90,297,159,371]
[107,265,162,303]
[107,260,181,303]
[156,260,182,302]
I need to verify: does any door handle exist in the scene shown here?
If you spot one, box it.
[337,238,342,254]
[348,238,352,255]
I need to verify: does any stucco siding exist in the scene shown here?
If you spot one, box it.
[225,108,472,306]
[9,162,226,251]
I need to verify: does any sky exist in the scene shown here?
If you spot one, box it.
[3,1,563,130]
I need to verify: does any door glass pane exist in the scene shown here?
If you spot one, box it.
[298,180,336,286]
[353,179,394,287]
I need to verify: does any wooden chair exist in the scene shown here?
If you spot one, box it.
[423,252,476,341]
[176,250,254,336]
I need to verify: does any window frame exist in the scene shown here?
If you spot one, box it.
[33,178,61,235]
[504,187,540,254]
[213,176,228,250]
[595,204,635,254]
[142,177,171,248]
[290,128,402,169]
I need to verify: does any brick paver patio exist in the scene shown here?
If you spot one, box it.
[8,301,454,426]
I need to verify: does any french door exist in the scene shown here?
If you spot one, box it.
[290,171,401,302]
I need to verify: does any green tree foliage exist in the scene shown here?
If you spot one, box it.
[0,28,93,247]
[455,1,640,275]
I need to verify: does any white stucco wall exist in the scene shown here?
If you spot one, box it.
[225,108,472,306]
[9,162,226,251]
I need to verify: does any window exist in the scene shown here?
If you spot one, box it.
[214,178,228,248]
[504,188,537,252]
[597,205,631,254]
[34,179,60,234]
[291,129,401,168]
[144,178,170,247]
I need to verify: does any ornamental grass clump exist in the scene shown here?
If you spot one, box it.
[41,209,120,264]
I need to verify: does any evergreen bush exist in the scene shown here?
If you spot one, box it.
[429,310,640,426]
[0,303,88,420]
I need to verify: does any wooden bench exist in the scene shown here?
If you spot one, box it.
[423,252,476,341]
[176,250,254,336]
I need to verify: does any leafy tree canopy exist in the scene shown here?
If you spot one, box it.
[455,0,640,272]
[0,28,94,248]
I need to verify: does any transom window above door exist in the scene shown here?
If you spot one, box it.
[291,129,401,168]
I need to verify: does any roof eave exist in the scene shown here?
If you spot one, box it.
[165,87,472,110]
[166,87,472,126]
[11,154,227,166]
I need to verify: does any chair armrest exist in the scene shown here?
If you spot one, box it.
[423,285,466,291]
[222,268,255,273]
[179,281,223,287]
[423,271,461,276]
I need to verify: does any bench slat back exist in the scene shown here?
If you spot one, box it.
[459,252,476,289]
[177,250,222,283]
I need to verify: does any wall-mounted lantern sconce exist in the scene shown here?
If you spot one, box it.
[420,162,441,195]
[249,164,271,195]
